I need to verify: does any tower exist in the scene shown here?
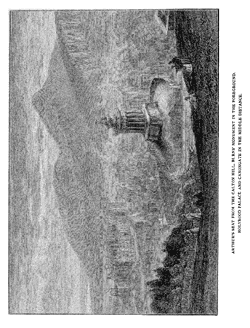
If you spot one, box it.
[101,102,163,142]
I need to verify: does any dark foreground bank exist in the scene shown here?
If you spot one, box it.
[175,10,219,314]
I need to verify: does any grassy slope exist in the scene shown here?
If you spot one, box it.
[175,10,219,314]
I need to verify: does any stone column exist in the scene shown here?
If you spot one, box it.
[101,102,163,142]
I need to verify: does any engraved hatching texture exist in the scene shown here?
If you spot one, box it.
[54,11,183,314]
[174,11,218,314]
[10,10,201,314]
[9,12,89,314]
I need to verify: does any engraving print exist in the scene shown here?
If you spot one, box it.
[9,9,219,314]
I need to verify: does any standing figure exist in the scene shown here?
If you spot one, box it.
[169,57,192,73]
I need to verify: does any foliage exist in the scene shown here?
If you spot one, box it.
[147,224,188,313]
